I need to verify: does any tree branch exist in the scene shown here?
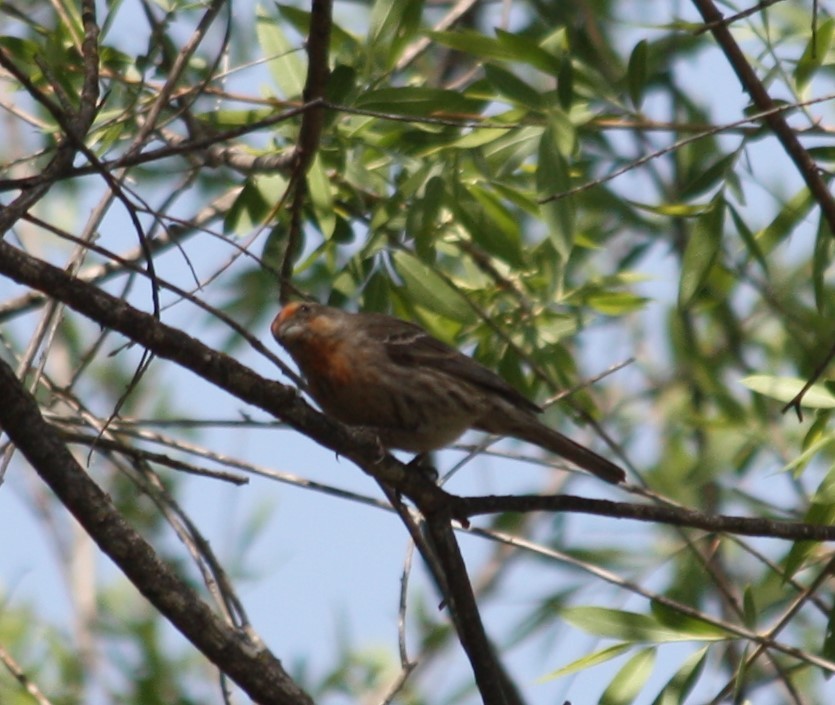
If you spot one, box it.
[691,0,835,233]
[0,237,449,509]
[0,356,314,705]
[457,492,835,541]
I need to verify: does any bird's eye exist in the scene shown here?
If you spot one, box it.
[297,303,310,315]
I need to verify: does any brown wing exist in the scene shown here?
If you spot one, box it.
[358,312,541,415]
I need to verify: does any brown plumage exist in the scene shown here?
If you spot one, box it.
[271,302,625,484]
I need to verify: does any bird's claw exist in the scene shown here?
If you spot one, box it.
[407,453,440,483]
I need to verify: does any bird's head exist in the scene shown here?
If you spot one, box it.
[271,302,345,347]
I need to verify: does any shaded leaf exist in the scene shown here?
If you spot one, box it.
[814,211,834,314]
[824,601,835,666]
[627,40,648,108]
[307,154,335,237]
[354,86,484,116]
[484,64,543,108]
[537,123,575,259]
[678,195,724,308]
[391,251,474,323]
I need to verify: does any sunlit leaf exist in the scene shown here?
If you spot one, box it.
[755,187,814,254]
[795,18,835,92]
[563,607,729,643]
[651,647,709,705]
[600,647,656,705]
[540,643,632,681]
[255,5,305,98]
[782,467,835,579]
[741,375,835,408]
[587,291,649,315]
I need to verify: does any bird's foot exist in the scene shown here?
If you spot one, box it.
[407,453,439,483]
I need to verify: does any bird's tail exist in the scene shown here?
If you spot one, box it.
[483,413,626,484]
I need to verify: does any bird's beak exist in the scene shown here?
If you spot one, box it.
[271,303,300,341]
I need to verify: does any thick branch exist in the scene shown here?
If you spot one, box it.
[423,516,526,705]
[0,356,314,705]
[0,238,449,509]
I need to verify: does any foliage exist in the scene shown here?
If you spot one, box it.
[1,0,835,704]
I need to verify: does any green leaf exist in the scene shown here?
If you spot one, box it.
[198,108,276,129]
[354,86,483,116]
[408,174,445,259]
[650,601,731,639]
[557,56,574,110]
[741,375,835,409]
[224,175,287,234]
[275,4,359,56]
[630,200,708,217]
[678,195,724,308]
[784,498,835,580]
[651,647,709,705]
[495,28,563,74]
[680,152,739,201]
[795,17,835,92]
[562,607,728,643]
[465,185,524,265]
[728,203,768,275]
[449,128,508,149]
[600,647,655,705]
[755,187,814,254]
[537,123,575,259]
[255,5,305,99]
[428,29,515,62]
[823,601,835,664]
[587,292,649,315]
[781,435,834,477]
[481,125,542,176]
[391,252,474,323]
[367,0,423,68]
[306,154,335,237]
[627,40,648,108]
[742,586,757,629]
[540,643,633,681]
[814,212,833,314]
[783,467,835,578]
[484,64,543,108]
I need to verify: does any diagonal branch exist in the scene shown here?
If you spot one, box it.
[0,237,450,509]
[422,514,526,705]
[0,356,314,705]
[691,0,835,233]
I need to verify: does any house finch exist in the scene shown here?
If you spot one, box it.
[271,302,625,484]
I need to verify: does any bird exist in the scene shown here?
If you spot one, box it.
[271,301,625,484]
